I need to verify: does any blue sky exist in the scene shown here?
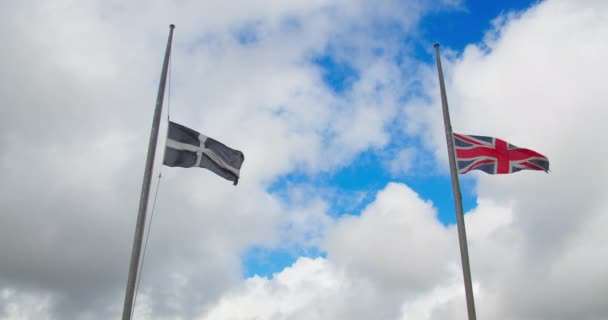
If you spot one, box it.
[417,0,539,55]
[243,0,538,278]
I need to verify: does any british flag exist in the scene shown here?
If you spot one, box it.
[453,133,549,174]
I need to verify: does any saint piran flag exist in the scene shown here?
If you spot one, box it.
[453,133,549,174]
[164,121,244,185]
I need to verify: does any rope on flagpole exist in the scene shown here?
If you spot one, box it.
[132,171,163,312]
[131,40,173,315]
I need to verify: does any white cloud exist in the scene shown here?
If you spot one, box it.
[325,183,454,292]
[0,289,53,320]
[198,183,460,320]
[200,257,346,320]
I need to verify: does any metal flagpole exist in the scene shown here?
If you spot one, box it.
[121,24,175,320]
[433,43,477,320]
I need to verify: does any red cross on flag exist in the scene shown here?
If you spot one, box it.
[453,133,549,174]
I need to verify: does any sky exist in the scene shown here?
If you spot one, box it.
[1,0,608,319]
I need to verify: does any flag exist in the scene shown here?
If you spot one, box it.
[453,133,549,174]
[164,121,244,185]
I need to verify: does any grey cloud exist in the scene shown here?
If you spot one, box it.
[0,0,456,318]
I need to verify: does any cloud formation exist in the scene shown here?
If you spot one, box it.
[0,0,457,318]
[2,0,608,319]
[192,1,608,319]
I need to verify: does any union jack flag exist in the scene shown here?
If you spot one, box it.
[453,133,549,174]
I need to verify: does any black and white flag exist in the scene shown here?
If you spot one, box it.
[164,121,244,185]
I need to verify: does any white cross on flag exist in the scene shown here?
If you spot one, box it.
[164,121,244,185]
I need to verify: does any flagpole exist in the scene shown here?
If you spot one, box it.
[121,24,175,320]
[433,43,477,320]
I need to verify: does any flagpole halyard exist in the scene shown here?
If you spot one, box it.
[433,43,477,320]
[121,24,175,320]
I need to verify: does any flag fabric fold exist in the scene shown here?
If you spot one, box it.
[453,133,549,174]
[164,121,244,185]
